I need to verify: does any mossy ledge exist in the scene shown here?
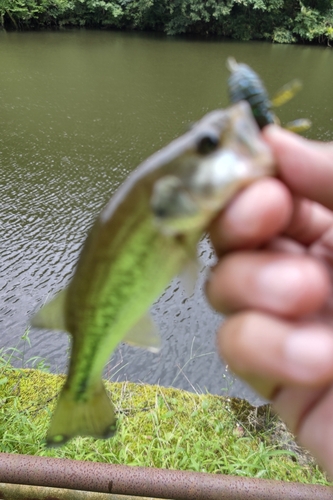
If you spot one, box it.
[0,367,329,484]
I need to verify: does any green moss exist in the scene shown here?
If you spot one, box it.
[0,367,330,484]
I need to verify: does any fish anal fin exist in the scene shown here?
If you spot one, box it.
[31,290,68,331]
[124,313,161,353]
[180,257,200,297]
[46,380,116,447]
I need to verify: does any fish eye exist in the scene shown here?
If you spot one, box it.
[196,133,220,155]
[153,205,168,218]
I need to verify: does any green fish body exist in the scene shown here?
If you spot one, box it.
[31,100,275,447]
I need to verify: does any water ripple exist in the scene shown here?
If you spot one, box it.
[4,32,331,402]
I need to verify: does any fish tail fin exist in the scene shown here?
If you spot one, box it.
[46,381,117,447]
[31,290,67,331]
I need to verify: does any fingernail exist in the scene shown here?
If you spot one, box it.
[284,329,333,377]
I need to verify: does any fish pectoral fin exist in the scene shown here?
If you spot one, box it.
[46,380,117,447]
[179,257,200,297]
[30,289,68,331]
[124,313,161,353]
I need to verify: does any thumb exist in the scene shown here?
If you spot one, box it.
[263,126,333,211]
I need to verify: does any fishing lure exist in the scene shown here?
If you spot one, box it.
[227,57,311,133]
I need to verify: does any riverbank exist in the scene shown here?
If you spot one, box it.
[0,1,332,45]
[0,364,329,484]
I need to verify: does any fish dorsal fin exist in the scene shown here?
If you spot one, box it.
[30,289,67,331]
[124,313,161,353]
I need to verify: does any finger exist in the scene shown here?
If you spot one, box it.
[293,385,333,476]
[263,125,333,211]
[310,225,333,273]
[284,197,333,246]
[209,178,292,256]
[206,252,331,318]
[210,180,333,255]
[263,236,306,254]
[273,385,328,436]
[273,385,333,477]
[217,312,333,399]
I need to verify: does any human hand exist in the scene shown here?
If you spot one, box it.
[206,125,333,475]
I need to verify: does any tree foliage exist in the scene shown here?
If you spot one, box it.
[0,0,332,45]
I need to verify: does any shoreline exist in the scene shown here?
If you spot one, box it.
[0,366,329,483]
[1,3,332,46]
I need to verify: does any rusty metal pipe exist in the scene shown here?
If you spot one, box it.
[0,483,160,500]
[0,453,332,500]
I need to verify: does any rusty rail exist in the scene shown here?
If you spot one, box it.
[0,483,159,500]
[0,453,332,500]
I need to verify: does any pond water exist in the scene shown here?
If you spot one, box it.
[1,30,333,402]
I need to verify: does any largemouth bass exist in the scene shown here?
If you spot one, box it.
[31,100,275,447]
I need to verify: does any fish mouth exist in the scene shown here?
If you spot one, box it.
[151,120,274,238]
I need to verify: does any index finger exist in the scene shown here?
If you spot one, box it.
[263,126,333,211]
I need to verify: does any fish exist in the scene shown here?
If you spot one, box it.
[31,100,275,447]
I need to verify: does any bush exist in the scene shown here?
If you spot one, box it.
[0,0,332,45]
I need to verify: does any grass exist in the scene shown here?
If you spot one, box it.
[0,338,330,485]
